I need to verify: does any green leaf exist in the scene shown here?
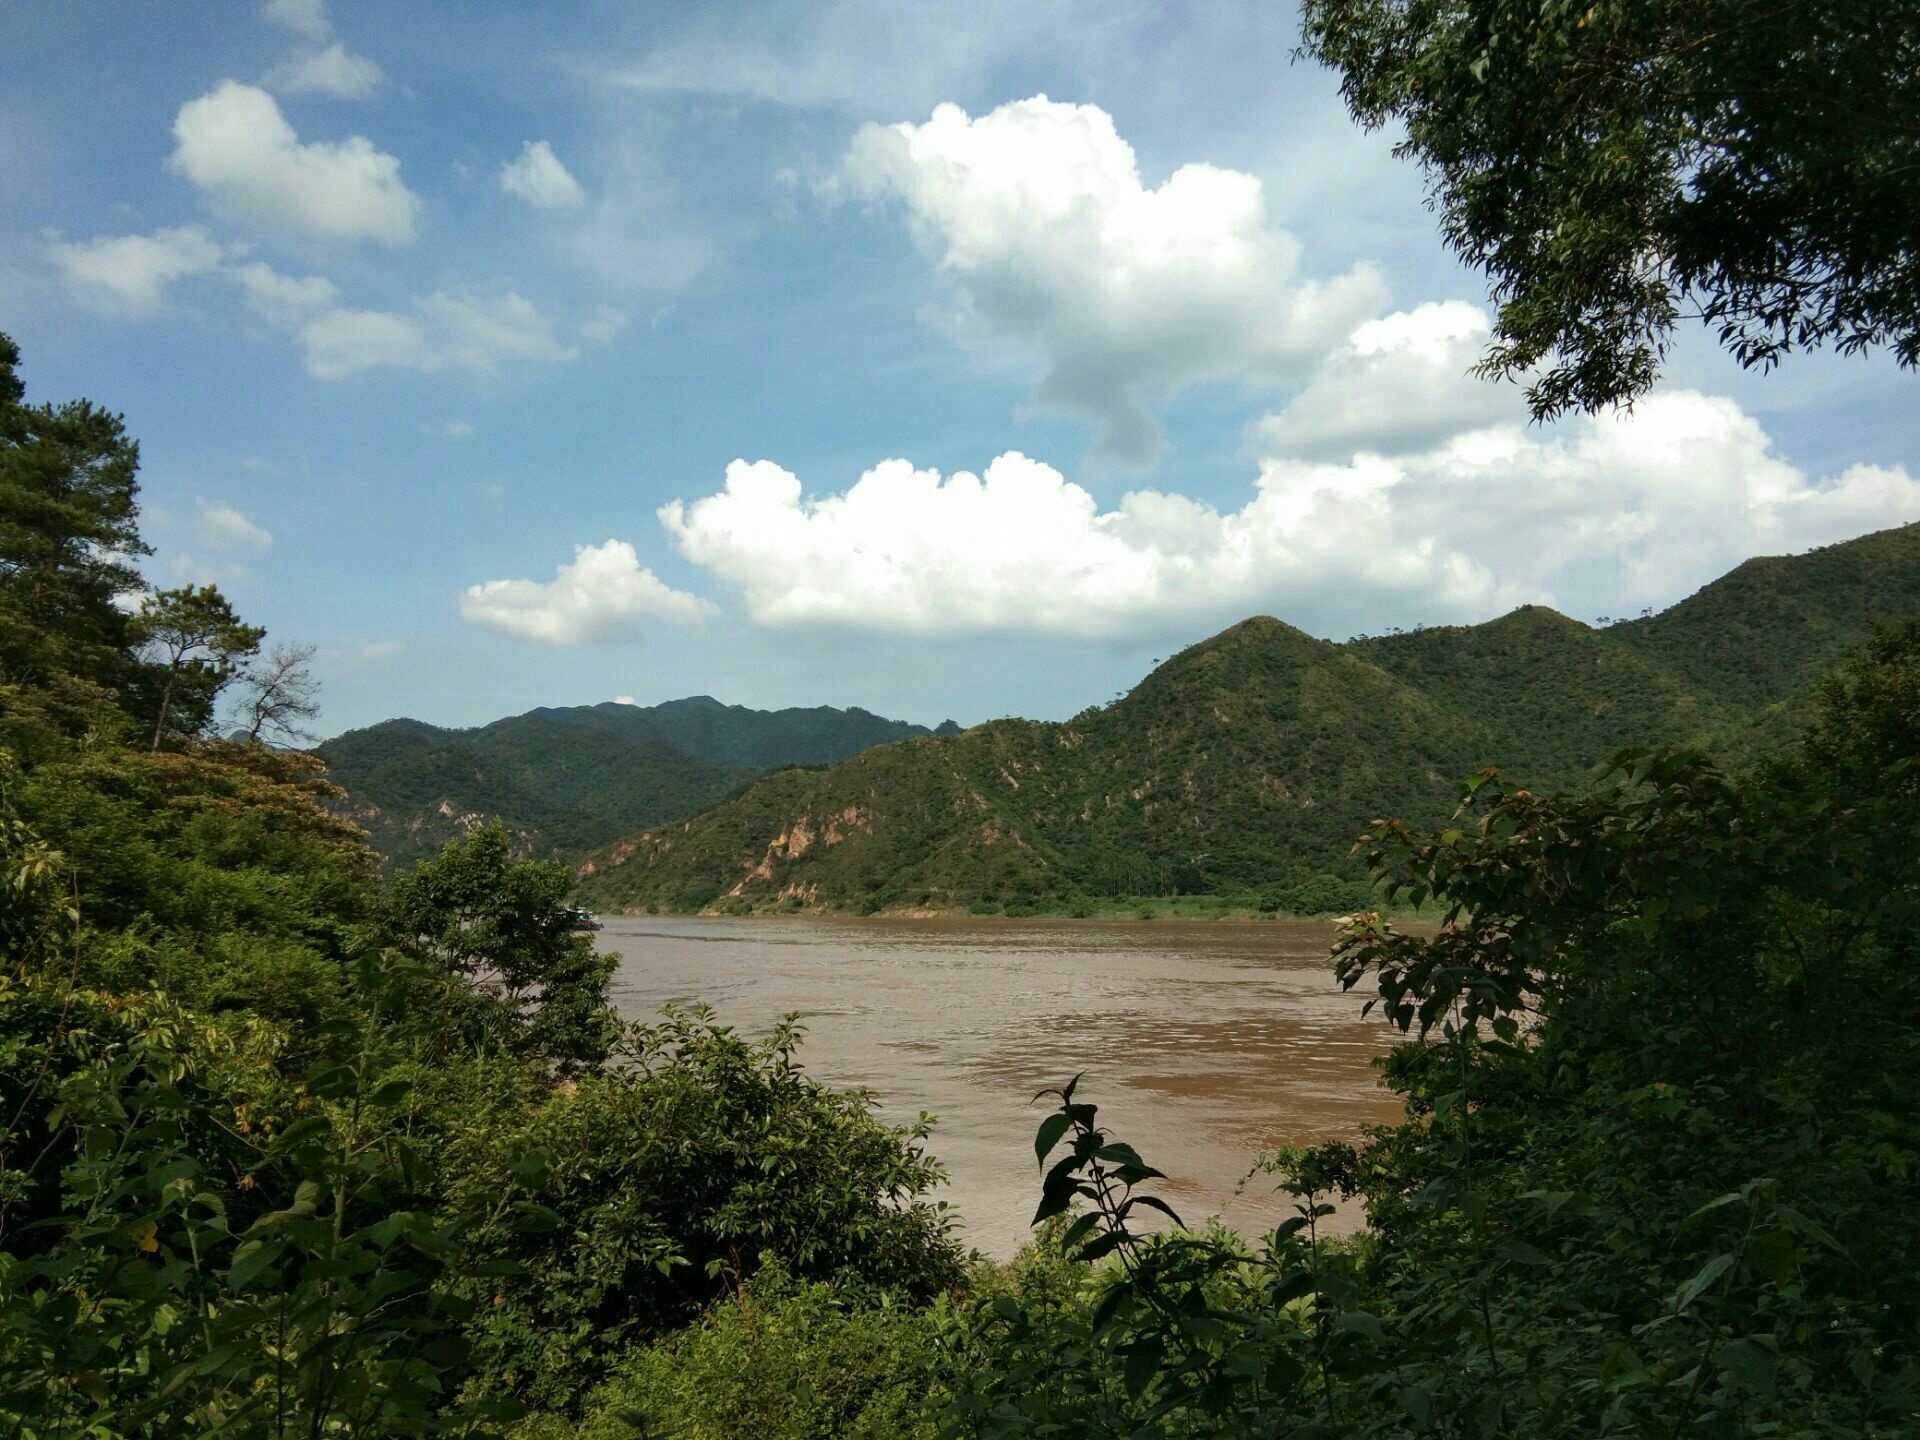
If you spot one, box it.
[1034,1111,1073,1167]
[1059,1212,1101,1254]
[369,1078,414,1107]
[227,1239,283,1292]
[1124,1193,1185,1229]
[1673,1252,1734,1313]
[1336,1311,1386,1342]
[1744,1228,1797,1284]
[1124,1337,1164,1400]
[1717,1336,1778,1399]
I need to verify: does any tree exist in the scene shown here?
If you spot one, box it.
[130,583,263,751]
[0,330,150,694]
[234,641,321,745]
[379,822,618,1067]
[1299,0,1920,419]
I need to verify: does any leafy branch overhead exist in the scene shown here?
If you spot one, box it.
[1299,0,1920,417]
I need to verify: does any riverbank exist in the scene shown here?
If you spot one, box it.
[594,892,1427,924]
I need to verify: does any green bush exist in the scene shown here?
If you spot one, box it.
[437,1006,964,1413]
[532,1262,963,1440]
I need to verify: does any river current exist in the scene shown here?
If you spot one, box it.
[598,915,1404,1258]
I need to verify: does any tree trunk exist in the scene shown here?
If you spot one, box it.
[151,658,179,753]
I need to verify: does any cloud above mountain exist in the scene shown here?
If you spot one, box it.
[460,540,711,644]
[466,388,1920,645]
[840,95,1385,464]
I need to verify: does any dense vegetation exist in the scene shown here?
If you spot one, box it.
[0,334,963,1436]
[574,524,1920,916]
[319,699,952,871]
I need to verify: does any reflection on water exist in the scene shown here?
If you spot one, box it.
[599,915,1404,1258]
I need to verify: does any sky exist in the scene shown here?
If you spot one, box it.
[3,0,1917,738]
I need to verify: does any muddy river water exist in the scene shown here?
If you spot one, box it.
[598,915,1405,1258]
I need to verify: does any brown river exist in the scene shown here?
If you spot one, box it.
[597,915,1405,1258]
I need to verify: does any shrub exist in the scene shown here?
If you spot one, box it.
[539,1262,962,1440]
[439,1006,965,1413]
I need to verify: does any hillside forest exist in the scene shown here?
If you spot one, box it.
[561,524,1920,917]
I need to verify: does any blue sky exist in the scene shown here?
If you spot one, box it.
[4,0,1916,737]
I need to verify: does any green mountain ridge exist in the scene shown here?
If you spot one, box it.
[573,521,1920,914]
[318,696,948,870]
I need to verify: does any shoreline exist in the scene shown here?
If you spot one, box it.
[590,899,1427,926]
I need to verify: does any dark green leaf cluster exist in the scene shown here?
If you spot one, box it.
[1298,0,1920,416]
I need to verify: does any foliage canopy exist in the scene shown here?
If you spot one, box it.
[1299,0,1920,417]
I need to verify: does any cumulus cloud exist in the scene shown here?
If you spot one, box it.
[1253,301,1516,460]
[461,540,711,644]
[500,140,585,209]
[840,95,1385,462]
[169,81,418,245]
[650,405,1920,638]
[196,501,272,550]
[47,226,226,315]
[269,43,385,99]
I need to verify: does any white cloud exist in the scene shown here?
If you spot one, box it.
[234,260,339,326]
[260,0,328,39]
[269,43,385,100]
[613,694,639,705]
[169,81,418,245]
[500,140,585,209]
[298,306,435,379]
[47,226,225,316]
[1253,301,1515,460]
[416,290,577,369]
[232,263,577,378]
[197,501,272,550]
[461,540,711,644]
[652,405,1920,638]
[840,95,1385,462]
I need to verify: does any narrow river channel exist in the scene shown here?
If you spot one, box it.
[599,915,1405,1258]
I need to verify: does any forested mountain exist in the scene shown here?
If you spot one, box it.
[319,696,953,868]
[575,522,1920,914]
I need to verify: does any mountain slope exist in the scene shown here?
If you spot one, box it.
[318,698,943,870]
[575,522,1920,914]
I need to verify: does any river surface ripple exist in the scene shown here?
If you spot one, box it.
[598,915,1404,1259]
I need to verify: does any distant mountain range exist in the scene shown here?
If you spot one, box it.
[570,521,1920,915]
[317,696,958,870]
